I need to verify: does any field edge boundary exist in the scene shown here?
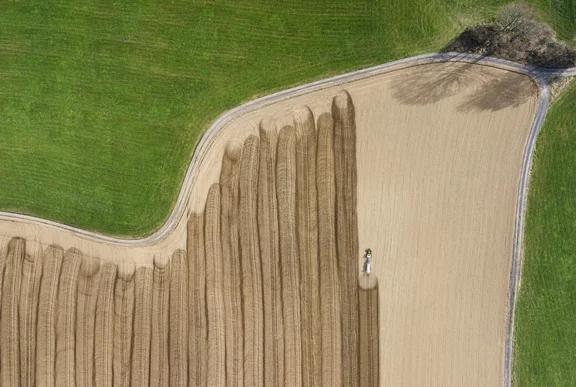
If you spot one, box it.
[1,51,574,387]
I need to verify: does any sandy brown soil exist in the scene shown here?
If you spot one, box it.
[0,61,538,386]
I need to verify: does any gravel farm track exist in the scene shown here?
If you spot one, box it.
[0,52,575,387]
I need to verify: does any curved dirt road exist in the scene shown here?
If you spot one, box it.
[0,52,571,248]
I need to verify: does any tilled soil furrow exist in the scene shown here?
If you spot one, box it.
[258,119,285,387]
[359,287,379,387]
[295,106,322,387]
[150,256,170,387]
[19,247,42,387]
[0,239,7,307]
[220,141,244,387]
[240,135,264,387]
[131,266,153,387]
[55,248,82,387]
[36,245,64,387]
[276,127,302,387]
[0,90,372,387]
[169,249,189,387]
[316,112,342,387]
[94,262,118,387]
[1,237,25,387]
[0,240,6,372]
[187,213,208,387]
[113,264,135,387]
[333,90,360,387]
[75,257,101,387]
[205,183,226,387]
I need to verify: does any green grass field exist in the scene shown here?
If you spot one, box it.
[0,0,511,236]
[0,0,574,237]
[514,82,576,387]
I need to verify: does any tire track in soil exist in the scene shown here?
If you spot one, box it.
[55,249,82,387]
[187,213,208,387]
[205,184,226,387]
[276,127,302,387]
[258,119,285,387]
[240,135,264,387]
[131,266,153,387]
[295,106,322,387]
[1,238,25,387]
[169,249,189,387]
[113,263,135,387]
[150,256,170,387]
[36,245,64,387]
[94,262,117,387]
[333,90,360,387]
[317,112,342,387]
[220,142,245,387]
[19,245,42,387]
[359,287,379,387]
[75,257,101,387]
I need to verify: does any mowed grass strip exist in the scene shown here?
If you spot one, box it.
[514,82,576,387]
[5,0,574,236]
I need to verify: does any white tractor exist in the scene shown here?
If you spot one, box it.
[362,248,372,275]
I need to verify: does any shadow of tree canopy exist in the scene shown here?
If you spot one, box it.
[456,71,534,112]
[391,59,482,106]
[392,60,534,112]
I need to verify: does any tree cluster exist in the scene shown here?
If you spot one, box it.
[444,3,576,68]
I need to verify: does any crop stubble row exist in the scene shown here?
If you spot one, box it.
[0,90,377,386]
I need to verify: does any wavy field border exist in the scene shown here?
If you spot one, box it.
[1,52,575,386]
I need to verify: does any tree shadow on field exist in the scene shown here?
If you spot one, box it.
[391,57,482,106]
[392,57,534,112]
[456,71,534,113]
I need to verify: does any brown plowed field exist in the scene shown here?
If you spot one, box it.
[0,61,538,386]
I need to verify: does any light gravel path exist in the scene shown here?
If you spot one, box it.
[0,52,574,386]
